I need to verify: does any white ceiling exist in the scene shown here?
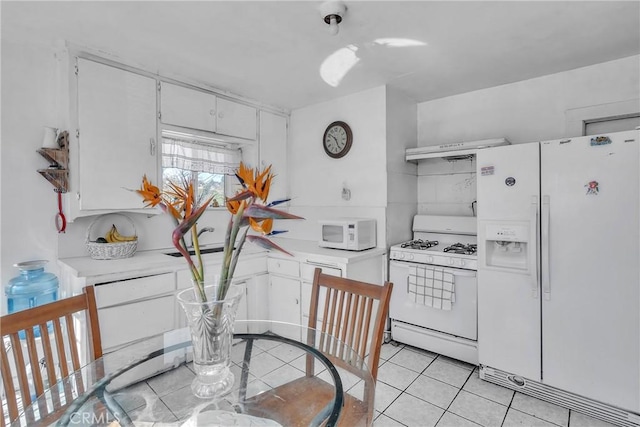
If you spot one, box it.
[2,1,639,111]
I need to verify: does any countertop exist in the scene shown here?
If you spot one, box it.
[58,238,386,283]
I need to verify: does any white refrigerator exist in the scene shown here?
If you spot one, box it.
[476,130,639,415]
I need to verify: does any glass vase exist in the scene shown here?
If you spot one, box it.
[176,282,244,399]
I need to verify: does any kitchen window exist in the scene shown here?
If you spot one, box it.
[161,130,241,207]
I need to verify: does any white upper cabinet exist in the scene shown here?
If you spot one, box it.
[216,97,257,140]
[160,82,216,131]
[76,58,157,212]
[259,111,288,203]
[160,82,257,140]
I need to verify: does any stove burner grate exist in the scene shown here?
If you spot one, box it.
[443,243,477,255]
[400,239,439,250]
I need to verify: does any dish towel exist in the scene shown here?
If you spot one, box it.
[408,265,455,310]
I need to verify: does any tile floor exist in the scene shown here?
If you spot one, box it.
[374,342,616,427]
[110,340,618,427]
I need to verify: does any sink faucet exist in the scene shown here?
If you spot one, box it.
[197,227,215,238]
[189,227,215,247]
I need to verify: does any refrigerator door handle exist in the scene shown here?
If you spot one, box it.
[530,195,539,298]
[542,195,551,300]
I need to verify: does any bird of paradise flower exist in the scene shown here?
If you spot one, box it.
[136,162,302,303]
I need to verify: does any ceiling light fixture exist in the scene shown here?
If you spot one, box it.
[320,1,347,36]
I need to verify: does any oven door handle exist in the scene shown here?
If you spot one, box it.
[401,264,477,278]
[406,269,475,292]
[444,269,476,277]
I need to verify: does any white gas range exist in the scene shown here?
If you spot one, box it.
[389,215,479,365]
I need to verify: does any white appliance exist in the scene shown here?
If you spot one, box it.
[318,218,376,251]
[476,130,640,426]
[389,215,479,364]
[405,137,510,161]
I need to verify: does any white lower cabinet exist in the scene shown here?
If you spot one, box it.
[73,247,384,359]
[267,258,301,339]
[98,295,175,351]
[94,273,175,352]
[175,255,269,328]
[300,262,342,331]
[247,272,269,322]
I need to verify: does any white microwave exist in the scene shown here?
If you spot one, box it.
[318,218,376,251]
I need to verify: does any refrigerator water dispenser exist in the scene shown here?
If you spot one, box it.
[482,222,531,271]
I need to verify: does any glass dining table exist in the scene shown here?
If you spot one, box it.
[10,320,374,426]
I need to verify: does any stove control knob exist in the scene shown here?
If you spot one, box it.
[449,259,455,266]
[408,254,414,261]
[459,259,466,267]
[427,256,433,263]
[397,252,405,259]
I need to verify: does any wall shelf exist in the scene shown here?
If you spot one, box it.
[36,147,69,192]
[37,147,69,169]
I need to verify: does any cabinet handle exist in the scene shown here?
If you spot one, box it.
[305,260,340,269]
[218,112,224,119]
[209,109,216,116]
[150,138,156,155]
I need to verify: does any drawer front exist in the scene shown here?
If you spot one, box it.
[99,295,175,350]
[235,256,268,277]
[300,263,342,281]
[95,273,175,308]
[178,264,225,289]
[176,256,268,290]
[267,258,299,277]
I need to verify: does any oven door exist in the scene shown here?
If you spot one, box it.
[389,260,477,340]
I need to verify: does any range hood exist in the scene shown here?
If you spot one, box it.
[406,138,510,161]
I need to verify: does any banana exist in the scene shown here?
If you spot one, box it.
[104,225,117,243]
[110,225,137,242]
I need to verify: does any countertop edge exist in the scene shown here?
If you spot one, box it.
[58,238,387,282]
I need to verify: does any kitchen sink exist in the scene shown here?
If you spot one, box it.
[164,247,226,257]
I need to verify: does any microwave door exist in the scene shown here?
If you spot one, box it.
[323,225,345,244]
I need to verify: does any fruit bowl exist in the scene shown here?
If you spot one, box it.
[86,213,138,260]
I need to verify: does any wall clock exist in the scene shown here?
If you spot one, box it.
[323,121,353,159]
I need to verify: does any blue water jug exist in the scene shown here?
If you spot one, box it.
[6,260,59,338]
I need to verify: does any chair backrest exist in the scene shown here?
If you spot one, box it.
[0,286,102,426]
[308,268,393,382]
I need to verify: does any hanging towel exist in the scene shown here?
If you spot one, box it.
[408,265,455,310]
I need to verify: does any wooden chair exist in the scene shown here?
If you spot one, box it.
[245,268,393,426]
[0,286,102,427]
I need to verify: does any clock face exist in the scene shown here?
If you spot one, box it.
[323,121,352,158]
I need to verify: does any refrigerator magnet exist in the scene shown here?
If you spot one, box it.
[585,180,599,195]
[590,136,611,146]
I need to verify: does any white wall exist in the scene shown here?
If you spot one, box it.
[0,40,253,310]
[385,86,417,246]
[416,55,640,216]
[1,41,65,310]
[287,86,388,245]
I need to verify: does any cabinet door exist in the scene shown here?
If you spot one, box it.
[99,295,175,351]
[160,82,216,131]
[216,98,257,140]
[269,276,300,339]
[259,111,288,202]
[77,58,157,210]
[247,272,269,321]
[234,279,249,322]
[300,263,342,320]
